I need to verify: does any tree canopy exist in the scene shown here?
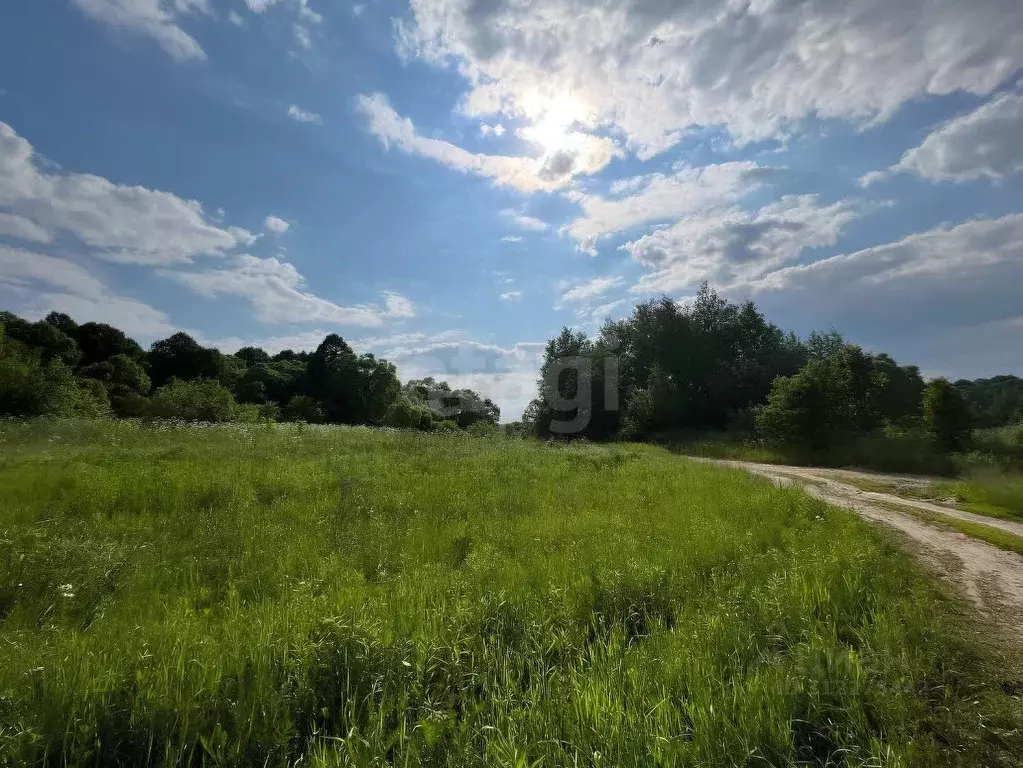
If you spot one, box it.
[0,310,499,432]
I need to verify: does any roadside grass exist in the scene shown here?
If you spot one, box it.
[842,473,1023,523]
[867,498,1023,557]
[671,432,962,477]
[1,420,1022,766]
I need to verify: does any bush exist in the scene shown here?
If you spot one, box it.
[282,395,324,424]
[382,397,440,431]
[147,379,239,423]
[467,420,498,437]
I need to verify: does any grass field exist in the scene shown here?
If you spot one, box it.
[1,421,1022,766]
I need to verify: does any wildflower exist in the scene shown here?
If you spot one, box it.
[59,583,74,598]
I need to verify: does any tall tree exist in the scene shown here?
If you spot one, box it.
[74,322,145,367]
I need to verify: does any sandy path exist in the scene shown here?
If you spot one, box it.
[693,458,1023,635]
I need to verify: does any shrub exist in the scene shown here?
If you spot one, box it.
[147,379,239,423]
[382,398,439,431]
[282,395,324,424]
[467,420,498,437]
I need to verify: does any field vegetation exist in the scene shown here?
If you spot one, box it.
[2,421,1023,766]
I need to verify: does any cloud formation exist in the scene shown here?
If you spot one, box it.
[0,122,256,265]
[565,162,776,253]
[264,215,291,234]
[356,93,618,192]
[161,255,415,327]
[501,209,548,232]
[287,105,323,124]
[627,195,860,294]
[559,276,623,304]
[398,0,1023,156]
[887,93,1023,183]
[70,0,209,61]
[0,245,174,335]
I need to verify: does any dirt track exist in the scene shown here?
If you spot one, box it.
[695,459,1023,637]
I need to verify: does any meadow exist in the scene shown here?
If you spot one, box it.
[1,420,1022,767]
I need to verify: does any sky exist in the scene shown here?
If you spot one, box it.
[1,0,1022,420]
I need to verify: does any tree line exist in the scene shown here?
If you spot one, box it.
[0,311,500,431]
[520,285,1015,453]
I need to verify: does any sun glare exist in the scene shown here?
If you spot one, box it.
[520,96,586,155]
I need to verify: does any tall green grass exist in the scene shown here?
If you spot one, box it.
[0,420,1021,766]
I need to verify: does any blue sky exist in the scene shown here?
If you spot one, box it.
[1,0,1022,418]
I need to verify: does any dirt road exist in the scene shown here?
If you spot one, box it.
[695,459,1023,636]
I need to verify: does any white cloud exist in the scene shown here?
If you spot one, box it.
[356,92,619,192]
[500,290,522,301]
[352,4,366,16]
[627,195,860,294]
[293,23,311,49]
[383,291,416,319]
[0,244,174,336]
[264,215,291,234]
[588,299,626,319]
[160,255,415,327]
[398,0,1023,156]
[748,214,1023,374]
[756,214,1023,295]
[70,0,209,61]
[890,93,1023,182]
[287,105,323,124]
[559,275,623,304]
[501,209,548,231]
[480,123,505,137]
[0,245,106,299]
[228,10,244,25]
[565,162,775,253]
[0,213,51,243]
[501,235,523,243]
[0,122,256,265]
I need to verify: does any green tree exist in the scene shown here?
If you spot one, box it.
[756,344,886,450]
[0,325,109,417]
[81,354,152,416]
[149,332,239,389]
[73,322,145,367]
[43,311,78,338]
[923,378,974,451]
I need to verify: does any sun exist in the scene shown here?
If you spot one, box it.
[519,97,586,155]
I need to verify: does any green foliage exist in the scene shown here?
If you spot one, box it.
[72,321,145,366]
[533,285,806,441]
[81,354,152,416]
[0,422,1020,765]
[382,396,439,431]
[148,332,239,389]
[467,419,497,436]
[282,394,325,424]
[924,378,974,451]
[956,375,1023,429]
[757,341,925,451]
[147,378,239,423]
[404,377,500,428]
[0,328,110,418]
